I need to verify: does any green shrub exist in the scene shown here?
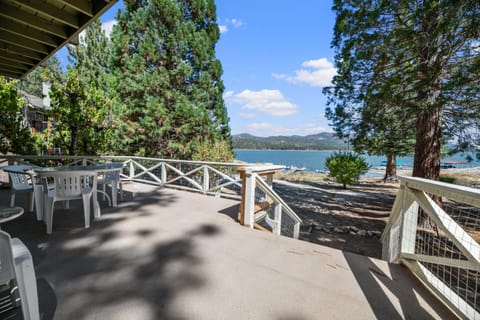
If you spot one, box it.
[191,138,234,162]
[325,152,369,189]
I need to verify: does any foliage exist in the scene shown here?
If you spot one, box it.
[325,0,480,181]
[0,77,34,154]
[68,19,113,94]
[325,152,369,189]
[17,56,64,97]
[109,0,231,158]
[47,68,114,155]
[191,138,234,162]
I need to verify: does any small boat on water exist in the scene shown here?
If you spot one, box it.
[284,166,306,173]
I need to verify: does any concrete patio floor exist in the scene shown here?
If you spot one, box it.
[0,182,455,320]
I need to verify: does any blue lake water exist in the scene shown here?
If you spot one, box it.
[234,150,478,172]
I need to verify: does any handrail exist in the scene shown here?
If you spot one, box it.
[0,154,248,200]
[237,165,302,239]
[255,175,302,224]
[382,176,480,320]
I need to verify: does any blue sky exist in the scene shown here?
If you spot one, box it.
[57,0,336,137]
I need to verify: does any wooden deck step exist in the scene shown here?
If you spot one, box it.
[254,199,273,214]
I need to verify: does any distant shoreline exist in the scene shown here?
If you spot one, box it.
[234,149,342,152]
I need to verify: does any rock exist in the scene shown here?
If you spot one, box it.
[333,227,343,233]
[367,231,373,237]
[372,231,382,238]
[358,230,367,237]
[349,226,359,233]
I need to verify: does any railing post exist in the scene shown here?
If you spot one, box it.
[161,163,167,185]
[203,166,209,194]
[243,170,256,228]
[129,160,135,179]
[273,203,282,235]
[82,158,87,166]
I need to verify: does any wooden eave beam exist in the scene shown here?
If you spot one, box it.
[0,20,59,47]
[0,60,29,71]
[0,43,43,60]
[58,0,94,17]
[0,1,68,38]
[0,51,36,66]
[10,0,80,29]
[0,69,21,78]
[0,31,51,54]
[0,65,24,76]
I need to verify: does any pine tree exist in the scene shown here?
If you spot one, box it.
[18,56,64,97]
[48,68,114,155]
[326,0,480,180]
[68,19,111,93]
[110,0,231,159]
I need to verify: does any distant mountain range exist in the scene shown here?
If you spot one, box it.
[232,132,348,150]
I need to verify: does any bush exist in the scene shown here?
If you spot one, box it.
[191,138,234,162]
[325,152,369,189]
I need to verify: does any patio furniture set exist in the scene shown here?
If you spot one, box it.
[0,162,124,320]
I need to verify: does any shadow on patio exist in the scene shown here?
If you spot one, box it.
[0,183,455,319]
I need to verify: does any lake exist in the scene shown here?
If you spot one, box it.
[234,150,478,172]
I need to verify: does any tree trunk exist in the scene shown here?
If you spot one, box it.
[383,154,397,182]
[412,108,442,180]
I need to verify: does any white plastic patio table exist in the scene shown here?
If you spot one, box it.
[33,163,124,218]
[0,206,24,229]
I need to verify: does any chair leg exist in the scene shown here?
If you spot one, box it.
[33,185,44,221]
[102,183,106,201]
[28,191,34,212]
[82,194,92,228]
[10,192,15,207]
[45,198,54,234]
[111,183,118,207]
[119,181,124,201]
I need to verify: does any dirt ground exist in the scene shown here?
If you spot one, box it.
[274,178,399,259]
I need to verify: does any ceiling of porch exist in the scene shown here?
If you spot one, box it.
[0,0,117,79]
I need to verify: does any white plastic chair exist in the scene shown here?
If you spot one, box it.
[0,230,39,320]
[9,171,35,213]
[42,172,96,234]
[97,169,123,207]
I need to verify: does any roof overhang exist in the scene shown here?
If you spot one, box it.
[0,0,117,79]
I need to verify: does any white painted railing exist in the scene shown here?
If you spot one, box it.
[382,176,480,320]
[238,165,302,239]
[0,155,244,199]
[1,155,303,239]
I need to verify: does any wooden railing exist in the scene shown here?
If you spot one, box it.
[382,176,480,319]
[1,155,244,199]
[238,165,302,239]
[1,155,302,239]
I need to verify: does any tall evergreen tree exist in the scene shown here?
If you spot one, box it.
[18,56,64,97]
[48,68,114,156]
[68,19,111,93]
[326,0,480,181]
[110,0,231,159]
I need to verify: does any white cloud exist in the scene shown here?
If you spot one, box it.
[238,112,256,119]
[226,18,243,28]
[219,25,228,33]
[245,122,332,136]
[226,89,298,116]
[223,90,234,99]
[102,19,117,37]
[275,58,336,87]
[79,19,117,44]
